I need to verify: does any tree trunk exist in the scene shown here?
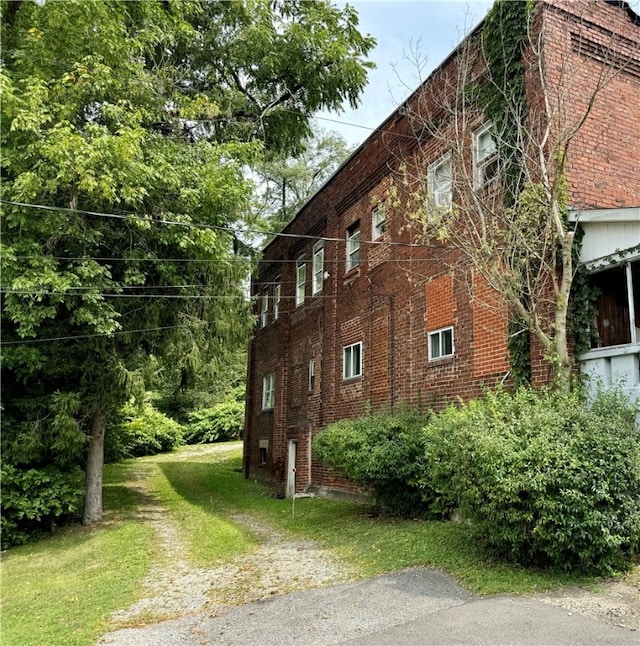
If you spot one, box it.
[83,412,106,525]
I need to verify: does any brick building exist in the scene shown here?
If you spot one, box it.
[244,0,640,497]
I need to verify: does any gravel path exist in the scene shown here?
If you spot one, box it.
[97,445,639,644]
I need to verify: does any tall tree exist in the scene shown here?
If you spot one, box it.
[253,128,354,232]
[1,0,374,528]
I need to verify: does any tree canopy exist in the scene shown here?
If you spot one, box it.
[0,0,375,534]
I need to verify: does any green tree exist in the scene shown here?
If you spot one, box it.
[1,0,374,528]
[254,128,353,232]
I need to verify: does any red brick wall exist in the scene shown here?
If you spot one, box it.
[245,0,640,495]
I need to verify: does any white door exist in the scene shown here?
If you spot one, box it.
[286,440,297,498]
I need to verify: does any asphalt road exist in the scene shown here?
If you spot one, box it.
[99,568,639,646]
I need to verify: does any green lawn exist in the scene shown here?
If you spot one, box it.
[1,442,603,646]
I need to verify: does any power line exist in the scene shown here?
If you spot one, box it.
[0,199,421,248]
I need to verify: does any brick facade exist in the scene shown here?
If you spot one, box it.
[244,0,640,496]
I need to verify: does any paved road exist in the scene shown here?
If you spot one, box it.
[99,568,639,646]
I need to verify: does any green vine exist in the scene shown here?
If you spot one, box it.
[480,0,534,384]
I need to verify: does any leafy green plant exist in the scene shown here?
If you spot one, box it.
[185,399,245,444]
[1,464,85,548]
[105,404,184,462]
[313,407,440,516]
[424,388,640,574]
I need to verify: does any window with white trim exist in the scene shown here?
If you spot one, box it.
[473,123,498,189]
[343,342,362,379]
[428,326,454,360]
[260,288,268,328]
[296,257,306,306]
[308,358,316,391]
[273,278,281,321]
[427,153,452,210]
[346,223,361,271]
[372,204,386,239]
[259,439,269,465]
[312,243,324,295]
[262,373,275,410]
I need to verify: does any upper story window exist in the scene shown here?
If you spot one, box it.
[273,277,281,321]
[428,326,454,361]
[343,341,362,380]
[296,257,306,306]
[372,204,386,239]
[312,242,324,295]
[473,123,499,189]
[346,222,361,272]
[428,153,452,210]
[262,373,275,410]
[260,287,269,328]
[308,358,316,391]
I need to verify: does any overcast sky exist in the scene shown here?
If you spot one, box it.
[314,0,494,146]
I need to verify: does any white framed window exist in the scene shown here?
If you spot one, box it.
[259,439,269,465]
[346,223,361,271]
[262,373,275,410]
[372,204,386,239]
[427,153,452,210]
[312,243,324,295]
[473,123,498,189]
[260,288,269,327]
[343,341,362,380]
[308,358,316,391]
[428,326,454,361]
[273,278,281,321]
[296,257,306,306]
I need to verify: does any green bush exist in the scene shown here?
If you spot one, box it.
[1,464,85,548]
[314,408,440,516]
[184,399,244,444]
[423,388,640,574]
[105,404,184,462]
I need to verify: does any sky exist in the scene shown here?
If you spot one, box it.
[315,1,494,147]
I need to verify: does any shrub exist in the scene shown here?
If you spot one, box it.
[1,464,85,548]
[424,388,640,574]
[105,404,184,462]
[313,408,442,516]
[184,399,244,444]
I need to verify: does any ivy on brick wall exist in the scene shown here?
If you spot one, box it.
[479,0,535,384]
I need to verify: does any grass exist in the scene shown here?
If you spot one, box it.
[1,441,617,646]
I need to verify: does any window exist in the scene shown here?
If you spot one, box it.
[262,373,275,410]
[590,259,639,347]
[346,223,361,271]
[343,342,362,379]
[260,288,268,328]
[312,243,324,295]
[372,204,386,239]
[428,154,452,210]
[308,358,316,391]
[296,258,306,306]
[273,278,281,321]
[428,326,454,360]
[473,123,499,189]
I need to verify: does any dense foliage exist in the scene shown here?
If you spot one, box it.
[185,398,245,444]
[1,0,374,531]
[315,389,640,574]
[313,408,433,516]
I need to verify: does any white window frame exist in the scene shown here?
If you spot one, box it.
[427,153,452,211]
[312,242,324,295]
[273,278,281,321]
[260,288,269,328]
[473,123,498,189]
[346,224,361,272]
[308,358,316,391]
[428,326,455,361]
[262,373,275,410]
[342,341,363,380]
[295,257,306,306]
[372,204,386,239]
